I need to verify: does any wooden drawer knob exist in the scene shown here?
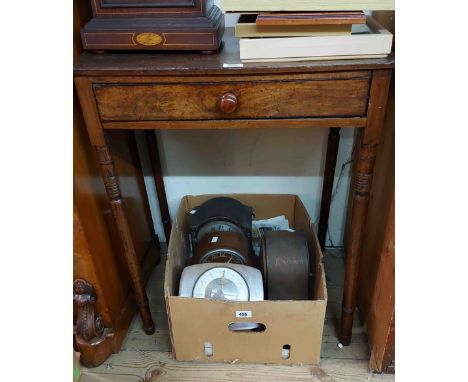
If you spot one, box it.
[218,93,238,113]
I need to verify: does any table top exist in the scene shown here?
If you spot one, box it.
[74,28,394,77]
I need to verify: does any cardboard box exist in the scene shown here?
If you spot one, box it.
[165,194,327,365]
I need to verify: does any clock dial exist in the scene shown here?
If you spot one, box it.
[192,267,249,301]
[196,220,244,242]
[190,231,254,266]
[199,250,245,264]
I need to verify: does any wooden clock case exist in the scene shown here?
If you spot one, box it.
[81,0,224,52]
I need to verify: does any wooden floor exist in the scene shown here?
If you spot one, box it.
[80,249,395,381]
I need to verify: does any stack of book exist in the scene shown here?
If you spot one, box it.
[219,0,394,63]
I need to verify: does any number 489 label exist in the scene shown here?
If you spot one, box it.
[235,310,252,318]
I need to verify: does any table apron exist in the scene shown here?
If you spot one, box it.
[101,117,367,130]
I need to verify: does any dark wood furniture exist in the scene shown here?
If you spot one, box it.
[349,10,394,373]
[74,0,161,368]
[81,0,224,52]
[356,74,395,374]
[74,28,394,355]
[318,127,340,250]
[73,104,161,367]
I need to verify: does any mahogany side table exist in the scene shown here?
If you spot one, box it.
[74,28,394,346]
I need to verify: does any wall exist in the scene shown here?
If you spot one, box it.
[137,1,356,246]
[138,128,355,246]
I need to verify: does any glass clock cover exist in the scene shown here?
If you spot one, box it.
[192,267,249,301]
[195,220,244,242]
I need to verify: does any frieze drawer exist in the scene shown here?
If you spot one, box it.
[93,75,370,121]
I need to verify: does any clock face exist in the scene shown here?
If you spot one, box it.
[198,250,245,265]
[196,220,244,242]
[192,267,249,301]
[190,231,253,267]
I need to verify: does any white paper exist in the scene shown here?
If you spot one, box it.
[252,215,290,238]
[252,215,290,256]
[235,310,252,318]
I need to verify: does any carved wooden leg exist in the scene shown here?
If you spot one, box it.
[96,145,155,335]
[146,131,172,242]
[339,70,392,345]
[318,128,341,250]
[340,142,377,345]
[73,279,114,368]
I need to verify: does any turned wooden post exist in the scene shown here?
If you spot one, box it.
[318,128,341,250]
[95,145,155,334]
[340,70,392,345]
[75,77,155,335]
[146,131,172,242]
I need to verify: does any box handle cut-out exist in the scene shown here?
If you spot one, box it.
[228,322,266,332]
[204,341,213,356]
[282,344,291,359]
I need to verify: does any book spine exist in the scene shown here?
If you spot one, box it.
[221,0,395,12]
[239,34,393,60]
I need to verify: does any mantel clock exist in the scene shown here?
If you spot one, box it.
[81,0,224,52]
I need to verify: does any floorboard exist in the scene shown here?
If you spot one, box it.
[80,248,395,381]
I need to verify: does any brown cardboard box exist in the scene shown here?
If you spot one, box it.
[165,194,327,365]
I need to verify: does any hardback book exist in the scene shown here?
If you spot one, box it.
[220,0,395,12]
[255,11,367,26]
[235,14,353,38]
[241,54,387,63]
[239,17,393,61]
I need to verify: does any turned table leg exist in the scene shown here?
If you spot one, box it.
[75,77,155,335]
[339,70,392,345]
[95,145,155,335]
[146,131,172,242]
[340,141,377,345]
[318,128,341,250]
